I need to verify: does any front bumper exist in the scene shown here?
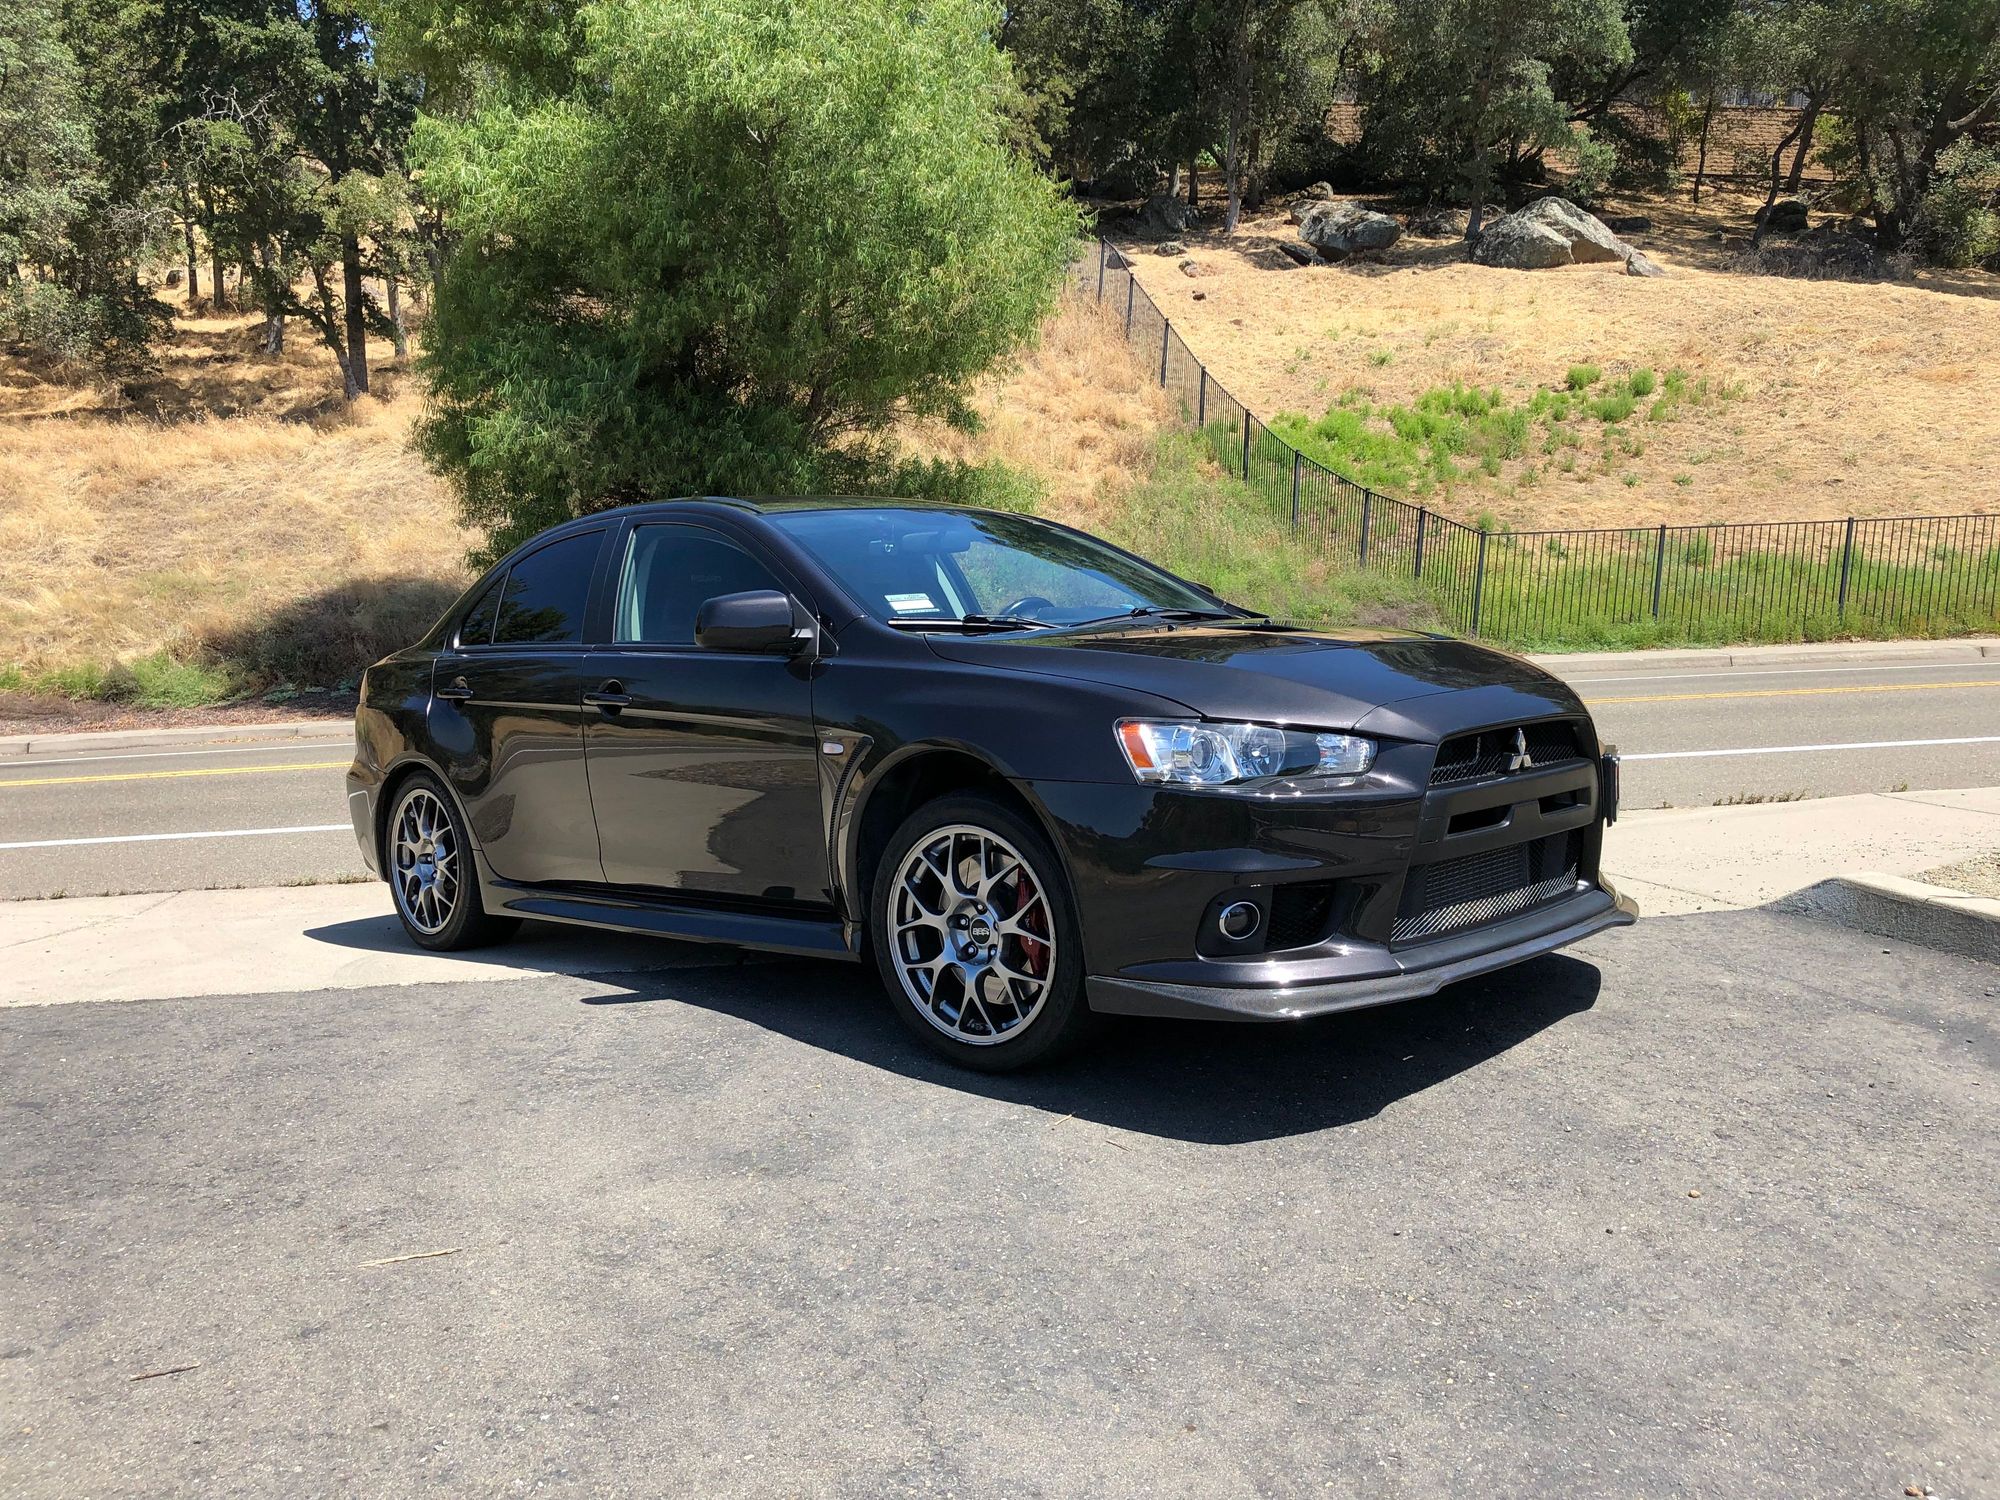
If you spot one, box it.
[1087,880,1636,1021]
[1023,730,1632,1023]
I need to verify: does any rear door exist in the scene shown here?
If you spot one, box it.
[583,521,829,908]
[430,527,610,886]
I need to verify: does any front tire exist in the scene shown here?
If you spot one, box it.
[870,793,1096,1072]
[384,771,520,952]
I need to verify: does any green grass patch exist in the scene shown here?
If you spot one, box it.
[1565,364,1601,391]
[1087,429,1441,632]
[1,650,241,708]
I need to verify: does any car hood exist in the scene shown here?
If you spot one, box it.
[925,624,1590,740]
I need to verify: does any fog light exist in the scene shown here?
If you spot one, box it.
[1218,901,1262,941]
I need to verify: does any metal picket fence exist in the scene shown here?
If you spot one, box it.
[1078,238,2000,646]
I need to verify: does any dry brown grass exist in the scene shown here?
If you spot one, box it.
[1110,184,2000,531]
[902,292,1175,531]
[0,292,468,689]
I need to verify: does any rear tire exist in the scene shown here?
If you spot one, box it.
[384,771,520,952]
[870,792,1096,1072]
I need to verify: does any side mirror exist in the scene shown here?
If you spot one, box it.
[695,590,807,655]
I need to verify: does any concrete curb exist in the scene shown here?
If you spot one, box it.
[1529,637,2000,674]
[1776,873,2000,965]
[0,718,349,759]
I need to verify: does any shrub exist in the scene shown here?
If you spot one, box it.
[1566,364,1601,391]
[414,0,1079,562]
[1916,142,2000,269]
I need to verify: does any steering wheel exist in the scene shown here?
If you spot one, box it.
[997,595,1057,618]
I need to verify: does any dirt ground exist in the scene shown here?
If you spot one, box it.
[1107,184,2000,531]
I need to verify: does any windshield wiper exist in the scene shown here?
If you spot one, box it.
[881,614,1056,633]
[1064,605,1251,634]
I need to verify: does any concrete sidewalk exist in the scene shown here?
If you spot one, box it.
[2,787,1992,1007]
[1605,785,2000,915]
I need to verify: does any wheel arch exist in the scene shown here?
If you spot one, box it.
[844,746,1074,928]
[373,756,479,876]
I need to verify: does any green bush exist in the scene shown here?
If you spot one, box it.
[1565,364,1601,391]
[1916,142,2000,269]
[413,0,1079,562]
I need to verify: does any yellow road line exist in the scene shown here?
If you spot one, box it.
[0,760,349,790]
[1586,680,2000,706]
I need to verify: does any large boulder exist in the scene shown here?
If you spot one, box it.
[1298,200,1403,260]
[1143,192,1195,237]
[1472,197,1641,270]
[1755,198,1811,235]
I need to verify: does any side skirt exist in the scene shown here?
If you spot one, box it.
[485,880,863,961]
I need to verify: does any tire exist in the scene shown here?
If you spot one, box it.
[383,770,520,952]
[870,792,1097,1072]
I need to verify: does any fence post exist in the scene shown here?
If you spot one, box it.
[1096,238,1106,302]
[1160,319,1170,386]
[1650,523,1667,618]
[1413,509,1428,579]
[1241,410,1252,480]
[1470,528,1490,636]
[1196,368,1206,428]
[1836,517,1857,618]
[1290,450,1301,532]
[1358,491,1373,565]
[1124,275,1134,336]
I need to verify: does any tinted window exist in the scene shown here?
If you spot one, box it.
[764,507,1218,625]
[615,525,788,646]
[458,574,503,646]
[494,531,601,645]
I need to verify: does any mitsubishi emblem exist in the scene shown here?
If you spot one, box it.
[1507,727,1534,773]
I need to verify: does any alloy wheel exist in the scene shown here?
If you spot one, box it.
[889,824,1057,1045]
[391,787,460,936]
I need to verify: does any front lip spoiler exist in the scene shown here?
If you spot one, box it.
[1085,885,1638,1022]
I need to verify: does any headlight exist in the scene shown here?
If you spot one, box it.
[1115,719,1375,790]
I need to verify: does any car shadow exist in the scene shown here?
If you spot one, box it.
[575,953,1603,1145]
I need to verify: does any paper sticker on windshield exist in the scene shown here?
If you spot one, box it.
[885,593,936,615]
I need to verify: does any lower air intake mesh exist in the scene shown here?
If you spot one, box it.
[1393,832,1580,945]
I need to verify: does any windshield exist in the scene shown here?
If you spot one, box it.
[764,507,1234,628]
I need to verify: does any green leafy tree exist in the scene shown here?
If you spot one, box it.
[410,0,1079,558]
[0,0,170,370]
[1356,0,1633,235]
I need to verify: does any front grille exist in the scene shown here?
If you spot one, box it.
[1393,832,1581,945]
[1430,721,1582,786]
[1266,882,1337,950]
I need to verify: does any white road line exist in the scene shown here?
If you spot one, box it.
[1622,736,2000,762]
[1565,661,2000,686]
[0,741,349,772]
[0,824,350,851]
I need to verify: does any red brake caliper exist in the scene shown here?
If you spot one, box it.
[1010,870,1049,980]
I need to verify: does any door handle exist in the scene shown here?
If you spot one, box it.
[583,679,631,712]
[436,675,473,701]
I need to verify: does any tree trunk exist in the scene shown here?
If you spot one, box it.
[1692,94,1717,204]
[181,220,199,304]
[1224,112,1243,233]
[1783,98,1823,194]
[210,250,228,310]
[386,276,407,358]
[1187,155,1200,211]
[341,234,369,397]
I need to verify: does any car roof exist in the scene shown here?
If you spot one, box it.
[589,495,990,521]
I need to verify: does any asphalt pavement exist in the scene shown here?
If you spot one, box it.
[2,908,1994,1498]
[0,643,1996,899]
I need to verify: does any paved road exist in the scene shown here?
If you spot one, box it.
[2,650,1997,899]
[2,908,1994,1498]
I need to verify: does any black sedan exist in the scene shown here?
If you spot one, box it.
[347,498,1635,1070]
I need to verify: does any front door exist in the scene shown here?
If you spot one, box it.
[430,527,608,886]
[583,521,829,909]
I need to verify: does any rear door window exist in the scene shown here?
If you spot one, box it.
[493,531,603,646]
